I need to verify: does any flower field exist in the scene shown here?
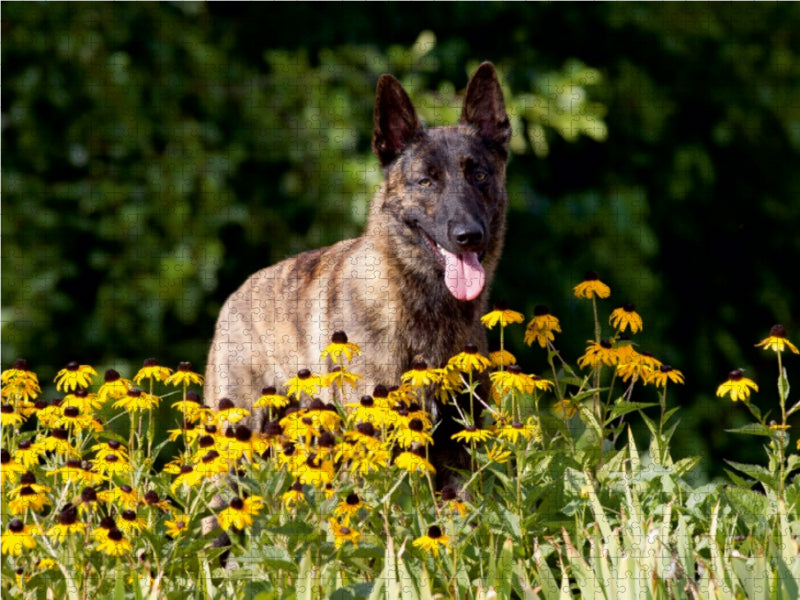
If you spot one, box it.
[2,274,798,599]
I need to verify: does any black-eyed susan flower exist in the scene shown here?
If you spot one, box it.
[440,485,469,519]
[165,362,204,387]
[282,481,306,508]
[524,305,562,348]
[284,369,322,399]
[486,443,512,464]
[755,324,799,354]
[306,398,343,432]
[35,399,63,429]
[489,349,517,369]
[296,453,336,488]
[577,340,618,370]
[94,450,133,477]
[96,528,131,557]
[8,474,52,515]
[77,486,102,516]
[96,369,133,405]
[172,390,209,425]
[609,303,643,334]
[254,386,291,410]
[490,365,537,397]
[165,515,190,538]
[1,359,41,403]
[392,417,434,449]
[54,361,97,393]
[0,404,24,428]
[347,442,392,477]
[1,519,40,556]
[113,388,159,413]
[214,397,251,428]
[33,428,79,459]
[98,484,140,510]
[448,343,491,374]
[395,448,436,475]
[347,395,390,428]
[401,358,441,388]
[333,492,369,525]
[117,509,147,536]
[1,448,26,487]
[90,515,117,543]
[328,518,361,549]
[616,351,662,384]
[413,525,450,557]
[133,358,172,385]
[573,270,611,299]
[143,489,171,513]
[452,426,493,444]
[716,369,759,402]
[498,418,541,444]
[92,439,129,462]
[649,365,685,387]
[321,331,361,364]
[47,504,86,542]
[54,405,96,433]
[13,440,40,470]
[63,388,102,413]
[480,301,525,330]
[553,399,579,419]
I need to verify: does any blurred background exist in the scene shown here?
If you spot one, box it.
[3,3,799,479]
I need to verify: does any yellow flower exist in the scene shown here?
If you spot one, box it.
[347,395,391,428]
[452,426,493,444]
[413,525,450,557]
[0,404,24,427]
[1,449,27,486]
[321,331,362,364]
[54,362,97,392]
[649,365,685,387]
[284,369,322,399]
[392,417,434,449]
[480,301,525,329]
[486,443,512,464]
[165,515,190,538]
[448,344,491,374]
[489,349,517,369]
[98,485,140,510]
[117,509,147,536]
[329,518,361,549]
[490,365,536,396]
[133,358,173,384]
[616,351,661,383]
[609,303,643,334]
[755,324,799,354]
[215,398,251,427]
[33,428,80,459]
[96,528,132,557]
[573,270,611,299]
[47,505,86,542]
[524,305,562,348]
[401,358,441,387]
[440,485,469,518]
[165,362,204,387]
[1,519,40,556]
[282,481,306,508]
[333,492,370,525]
[554,399,579,419]
[716,369,758,402]
[254,386,291,410]
[96,369,133,404]
[497,418,541,444]
[113,388,159,413]
[296,454,335,488]
[322,366,363,390]
[577,340,618,369]
[1,359,41,403]
[395,450,436,475]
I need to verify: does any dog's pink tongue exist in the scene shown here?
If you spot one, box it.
[440,247,485,301]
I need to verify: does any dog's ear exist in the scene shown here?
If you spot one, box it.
[373,74,423,168]
[460,62,512,155]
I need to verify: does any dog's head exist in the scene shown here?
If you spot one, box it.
[371,63,511,302]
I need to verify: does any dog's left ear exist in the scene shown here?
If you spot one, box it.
[373,74,423,168]
[460,62,512,155]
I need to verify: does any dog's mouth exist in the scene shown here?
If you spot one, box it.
[420,229,486,301]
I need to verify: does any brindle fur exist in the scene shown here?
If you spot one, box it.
[205,63,511,478]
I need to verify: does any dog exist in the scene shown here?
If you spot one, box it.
[205,62,511,453]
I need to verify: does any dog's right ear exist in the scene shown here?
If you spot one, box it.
[372,75,423,168]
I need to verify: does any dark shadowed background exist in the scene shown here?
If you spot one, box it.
[3,2,799,479]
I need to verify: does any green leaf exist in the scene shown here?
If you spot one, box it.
[724,423,774,438]
[722,486,769,523]
[724,460,778,490]
[607,400,658,422]
[778,366,790,402]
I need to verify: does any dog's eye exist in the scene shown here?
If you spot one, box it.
[418,178,432,187]
[474,170,487,182]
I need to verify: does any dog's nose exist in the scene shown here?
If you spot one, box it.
[451,225,484,251]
